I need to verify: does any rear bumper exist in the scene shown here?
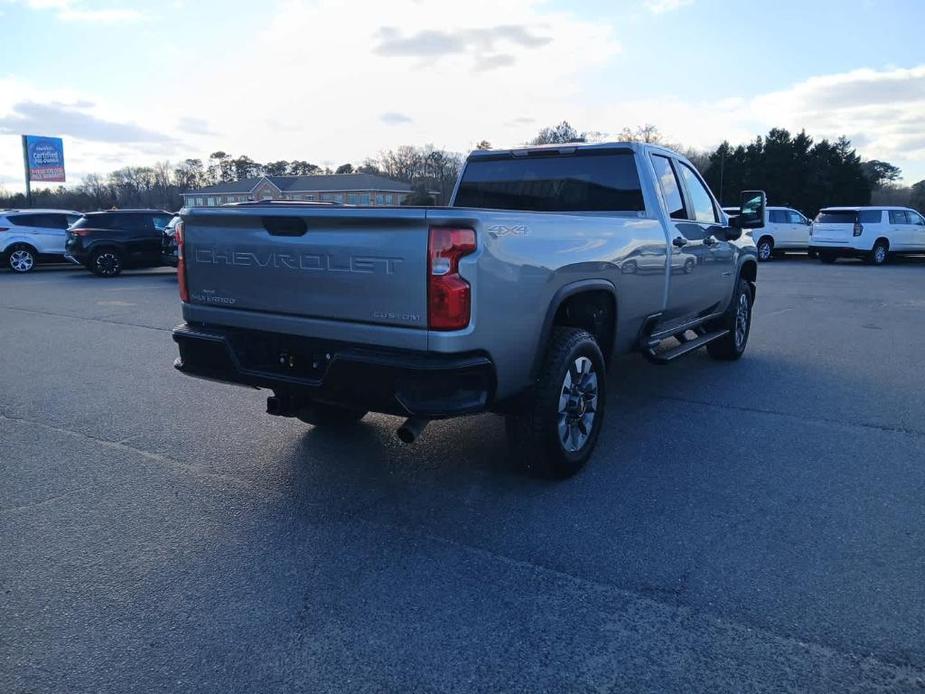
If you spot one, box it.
[172,323,495,418]
[809,243,869,257]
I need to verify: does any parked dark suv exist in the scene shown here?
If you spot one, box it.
[160,215,181,268]
[65,209,173,277]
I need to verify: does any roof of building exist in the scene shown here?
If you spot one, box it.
[184,173,413,196]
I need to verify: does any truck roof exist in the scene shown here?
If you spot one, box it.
[468,141,681,159]
[820,206,914,212]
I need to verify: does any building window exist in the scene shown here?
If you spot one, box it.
[195,197,204,206]
[303,194,316,201]
[321,193,344,203]
[206,197,216,206]
[347,192,370,205]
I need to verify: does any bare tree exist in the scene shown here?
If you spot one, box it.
[530,121,586,145]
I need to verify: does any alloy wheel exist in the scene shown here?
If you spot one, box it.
[9,249,34,272]
[735,292,750,349]
[557,356,599,453]
[96,252,121,276]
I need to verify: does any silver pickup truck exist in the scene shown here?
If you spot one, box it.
[172,142,765,477]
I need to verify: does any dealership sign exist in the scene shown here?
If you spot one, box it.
[23,135,66,182]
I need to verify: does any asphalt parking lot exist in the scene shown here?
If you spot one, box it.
[3,256,925,693]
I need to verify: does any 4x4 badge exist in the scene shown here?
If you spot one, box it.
[487,224,528,238]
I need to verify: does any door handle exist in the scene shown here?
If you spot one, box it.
[703,235,719,246]
[672,236,688,248]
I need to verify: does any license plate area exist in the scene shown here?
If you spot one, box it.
[228,331,340,383]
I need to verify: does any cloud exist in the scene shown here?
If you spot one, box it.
[749,65,925,164]
[374,24,552,68]
[0,101,174,144]
[380,112,413,125]
[51,99,95,109]
[177,116,216,136]
[644,0,694,12]
[582,64,925,182]
[166,0,619,166]
[16,0,145,22]
[474,54,516,72]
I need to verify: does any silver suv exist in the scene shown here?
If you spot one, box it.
[0,209,82,273]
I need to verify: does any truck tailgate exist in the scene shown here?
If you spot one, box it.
[182,206,429,328]
[812,223,853,243]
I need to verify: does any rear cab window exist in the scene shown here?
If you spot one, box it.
[454,149,645,212]
[815,210,858,224]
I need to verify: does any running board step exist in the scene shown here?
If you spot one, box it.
[645,329,729,364]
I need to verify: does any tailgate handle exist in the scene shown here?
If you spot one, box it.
[262,216,308,237]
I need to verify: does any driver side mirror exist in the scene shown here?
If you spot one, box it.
[731,190,766,230]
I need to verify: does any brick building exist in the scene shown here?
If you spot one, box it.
[181,173,414,207]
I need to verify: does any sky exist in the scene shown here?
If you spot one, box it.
[1,0,924,191]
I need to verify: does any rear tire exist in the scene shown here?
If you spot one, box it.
[297,403,367,426]
[756,237,773,262]
[7,244,37,273]
[867,241,889,266]
[90,249,123,277]
[707,278,753,361]
[505,327,606,479]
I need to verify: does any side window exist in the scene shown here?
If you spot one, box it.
[908,211,925,226]
[787,210,805,224]
[889,210,908,224]
[677,162,718,223]
[859,210,883,224]
[9,213,42,228]
[651,155,686,220]
[47,214,70,229]
[769,210,788,224]
[152,215,171,230]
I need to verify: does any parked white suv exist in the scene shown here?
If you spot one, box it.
[724,205,811,261]
[0,209,82,273]
[810,207,925,265]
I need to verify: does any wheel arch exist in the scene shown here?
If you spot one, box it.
[6,240,40,255]
[739,258,757,300]
[531,279,618,380]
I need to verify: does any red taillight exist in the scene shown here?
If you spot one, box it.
[428,227,476,331]
[176,220,189,302]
